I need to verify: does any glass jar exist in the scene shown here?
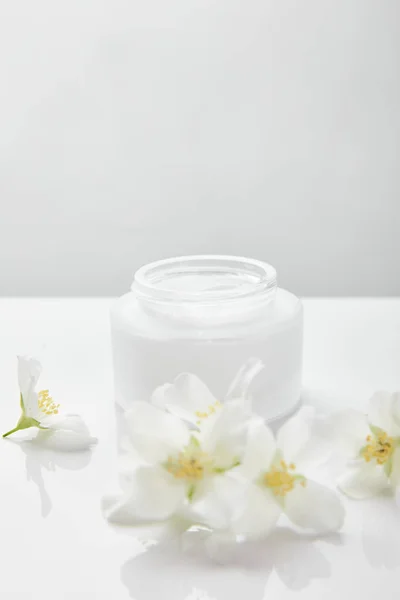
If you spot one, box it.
[111,255,303,442]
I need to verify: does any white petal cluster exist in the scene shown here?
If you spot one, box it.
[104,360,344,540]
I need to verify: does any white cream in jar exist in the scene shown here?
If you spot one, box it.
[111,256,303,441]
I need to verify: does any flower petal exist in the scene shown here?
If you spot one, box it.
[44,414,91,434]
[189,474,245,530]
[230,484,281,539]
[329,409,370,458]
[368,391,400,437]
[34,429,97,451]
[17,356,41,417]
[201,400,252,469]
[101,493,140,526]
[124,402,190,464]
[389,447,400,487]
[284,480,345,534]
[225,358,264,406]
[151,373,218,425]
[34,415,97,451]
[391,392,400,428]
[276,407,331,470]
[238,422,276,481]
[203,530,239,564]
[337,460,389,499]
[105,466,186,524]
[17,355,41,395]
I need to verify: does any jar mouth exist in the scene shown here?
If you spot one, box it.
[133,255,277,306]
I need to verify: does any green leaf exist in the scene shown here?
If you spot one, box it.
[19,392,25,413]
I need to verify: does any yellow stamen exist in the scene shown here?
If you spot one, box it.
[165,443,213,482]
[38,389,60,417]
[195,401,222,420]
[263,460,306,497]
[361,431,394,465]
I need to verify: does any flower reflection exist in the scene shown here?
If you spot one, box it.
[9,439,93,517]
[121,527,340,600]
[362,494,400,570]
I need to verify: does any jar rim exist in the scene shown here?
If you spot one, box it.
[133,255,277,306]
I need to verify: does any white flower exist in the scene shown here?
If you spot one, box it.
[104,399,252,529]
[2,356,97,451]
[333,391,400,499]
[151,357,264,428]
[229,407,345,538]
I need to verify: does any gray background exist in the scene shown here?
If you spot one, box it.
[0,0,398,297]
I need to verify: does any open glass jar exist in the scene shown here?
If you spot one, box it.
[111,256,303,443]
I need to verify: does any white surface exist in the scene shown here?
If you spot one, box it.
[1,1,399,297]
[0,297,400,599]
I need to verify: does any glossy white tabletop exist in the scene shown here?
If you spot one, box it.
[0,298,399,599]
